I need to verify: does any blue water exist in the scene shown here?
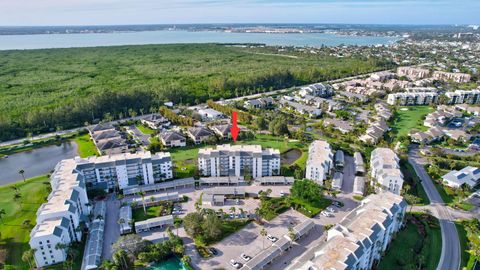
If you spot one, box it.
[0,30,398,50]
[148,257,188,270]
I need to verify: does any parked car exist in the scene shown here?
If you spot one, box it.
[241,253,251,261]
[321,211,333,217]
[326,207,336,213]
[332,201,343,208]
[267,234,278,242]
[280,190,285,196]
[230,259,241,269]
[229,213,235,219]
[209,247,218,256]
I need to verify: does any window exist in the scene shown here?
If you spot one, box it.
[46,240,50,243]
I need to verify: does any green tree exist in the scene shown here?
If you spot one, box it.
[22,249,36,270]
[202,213,222,242]
[183,212,204,237]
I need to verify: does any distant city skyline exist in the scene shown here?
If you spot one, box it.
[0,0,479,26]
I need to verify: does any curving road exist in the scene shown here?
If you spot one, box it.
[408,147,460,270]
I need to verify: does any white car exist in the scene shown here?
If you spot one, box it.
[321,211,333,217]
[326,207,336,213]
[267,234,278,242]
[241,253,251,261]
[230,259,241,269]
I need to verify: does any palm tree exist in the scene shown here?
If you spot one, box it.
[138,191,147,214]
[22,249,36,269]
[0,208,6,224]
[229,206,236,214]
[288,226,296,242]
[18,169,26,182]
[260,227,267,250]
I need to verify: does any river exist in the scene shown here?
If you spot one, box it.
[0,142,78,185]
[0,30,398,50]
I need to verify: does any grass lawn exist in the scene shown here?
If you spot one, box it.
[377,213,442,270]
[132,204,173,222]
[455,222,470,270]
[390,106,434,138]
[73,133,99,158]
[0,175,50,269]
[400,161,430,205]
[290,197,331,218]
[431,179,455,204]
[136,124,156,135]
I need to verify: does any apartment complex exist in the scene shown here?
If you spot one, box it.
[75,151,173,191]
[298,83,333,97]
[397,66,430,80]
[305,140,334,185]
[88,123,128,155]
[433,71,471,83]
[290,192,407,270]
[198,144,280,179]
[445,89,480,105]
[442,166,480,188]
[386,92,438,106]
[370,148,404,195]
[29,159,91,268]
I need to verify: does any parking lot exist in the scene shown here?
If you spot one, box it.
[196,209,307,269]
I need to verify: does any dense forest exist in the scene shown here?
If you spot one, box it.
[0,43,394,141]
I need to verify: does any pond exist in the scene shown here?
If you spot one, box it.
[281,148,302,165]
[147,257,188,270]
[0,142,78,185]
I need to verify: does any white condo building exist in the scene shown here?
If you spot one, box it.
[370,148,404,195]
[289,192,407,270]
[198,144,280,179]
[29,159,90,268]
[387,92,438,106]
[305,140,334,185]
[75,152,173,191]
[445,90,480,105]
[29,151,173,267]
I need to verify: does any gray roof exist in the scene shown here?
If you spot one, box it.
[211,124,231,136]
[161,131,185,142]
[92,130,120,141]
[97,138,127,150]
[188,127,213,138]
[89,123,115,133]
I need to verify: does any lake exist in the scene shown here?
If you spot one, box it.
[0,142,78,185]
[0,30,398,50]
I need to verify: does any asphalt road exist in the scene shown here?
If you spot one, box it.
[408,148,460,270]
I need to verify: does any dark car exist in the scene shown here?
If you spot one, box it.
[209,247,218,256]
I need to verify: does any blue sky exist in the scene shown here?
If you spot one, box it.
[0,0,479,26]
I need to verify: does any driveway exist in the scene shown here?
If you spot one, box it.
[341,155,355,194]
[101,195,121,260]
[408,147,460,270]
[128,125,151,146]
